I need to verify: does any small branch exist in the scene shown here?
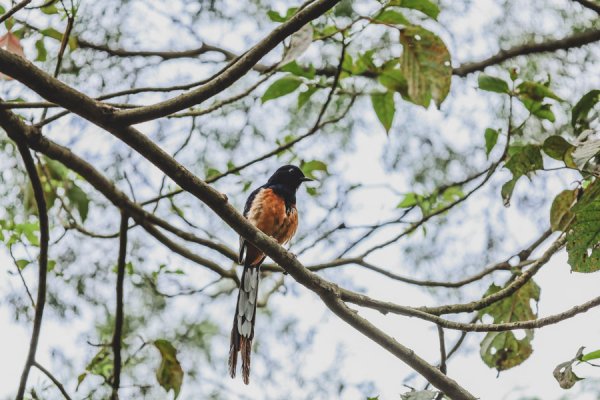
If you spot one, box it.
[32,361,72,400]
[572,0,600,14]
[111,212,129,400]
[437,326,447,375]
[0,0,31,24]
[14,141,49,400]
[453,29,600,77]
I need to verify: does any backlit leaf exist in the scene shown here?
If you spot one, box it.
[154,339,184,399]
[262,76,302,103]
[478,74,509,94]
[484,128,499,157]
[479,279,540,371]
[371,92,396,133]
[572,89,600,131]
[566,181,600,273]
[400,26,451,107]
[550,189,577,232]
[389,0,441,20]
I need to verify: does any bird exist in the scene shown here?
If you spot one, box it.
[228,165,313,384]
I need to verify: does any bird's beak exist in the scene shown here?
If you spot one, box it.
[301,177,314,182]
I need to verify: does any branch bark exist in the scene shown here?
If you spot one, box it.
[111,212,129,400]
[12,136,49,400]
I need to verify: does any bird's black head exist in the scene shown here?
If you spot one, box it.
[266,165,313,190]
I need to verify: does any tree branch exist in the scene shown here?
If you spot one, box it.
[113,0,341,124]
[32,361,72,400]
[111,212,128,400]
[0,0,31,24]
[13,138,49,400]
[0,53,477,398]
[572,0,600,14]
[453,29,600,77]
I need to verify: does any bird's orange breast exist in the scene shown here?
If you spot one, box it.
[244,188,298,266]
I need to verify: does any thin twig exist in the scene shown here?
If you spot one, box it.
[111,212,129,399]
[14,140,49,400]
[32,361,72,400]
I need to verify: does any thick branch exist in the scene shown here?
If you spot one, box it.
[0,52,476,398]
[113,0,341,124]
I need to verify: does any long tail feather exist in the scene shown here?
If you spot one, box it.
[228,265,260,384]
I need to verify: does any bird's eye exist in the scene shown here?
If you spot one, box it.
[288,168,294,173]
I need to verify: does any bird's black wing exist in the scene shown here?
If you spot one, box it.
[239,186,262,264]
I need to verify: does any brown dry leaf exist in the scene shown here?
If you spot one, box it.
[0,31,25,80]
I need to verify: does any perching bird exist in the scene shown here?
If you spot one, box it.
[229,165,313,384]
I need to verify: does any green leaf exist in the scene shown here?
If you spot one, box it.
[572,89,600,130]
[267,7,298,22]
[478,74,510,94]
[389,0,441,20]
[484,128,499,157]
[543,136,574,161]
[479,279,540,371]
[298,85,318,109]
[154,339,184,399]
[566,181,600,273]
[501,145,543,206]
[40,28,64,41]
[261,76,302,103]
[371,92,396,133]
[41,4,59,14]
[300,160,328,179]
[16,259,30,270]
[35,39,47,62]
[66,183,90,222]
[47,259,56,272]
[373,10,410,25]
[517,81,563,102]
[400,26,452,107]
[397,192,418,208]
[550,189,578,232]
[581,349,600,362]
[505,145,543,177]
[77,347,113,389]
[519,97,555,122]
[378,68,408,96]
[280,61,315,79]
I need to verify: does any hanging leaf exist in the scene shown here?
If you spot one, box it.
[0,31,25,80]
[517,81,563,102]
[154,339,184,399]
[501,145,543,206]
[373,10,410,25]
[484,128,499,157]
[66,183,90,222]
[400,26,452,107]
[572,90,600,131]
[378,68,409,96]
[389,0,441,20]
[300,160,328,179]
[280,24,313,66]
[479,279,540,371]
[550,189,578,232]
[267,7,298,22]
[542,136,574,161]
[371,92,396,133]
[566,181,600,273]
[297,85,318,108]
[478,74,510,94]
[553,347,585,389]
[261,76,303,103]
